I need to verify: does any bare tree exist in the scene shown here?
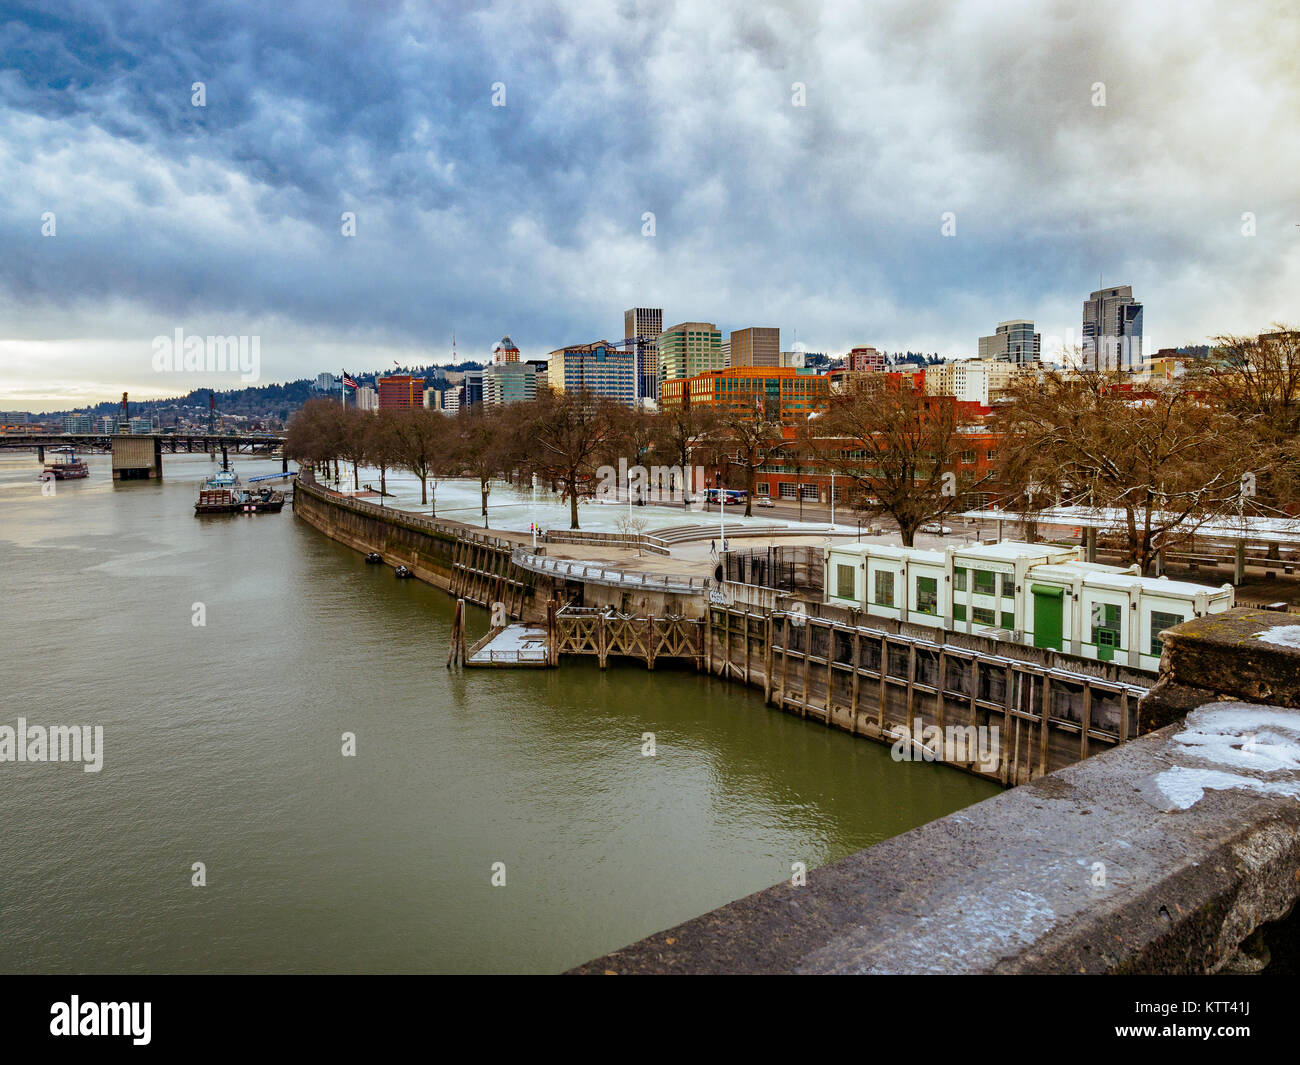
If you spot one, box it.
[454,405,511,524]
[654,402,718,503]
[391,408,447,507]
[527,390,625,530]
[365,409,402,500]
[995,365,1259,573]
[1193,327,1300,506]
[285,398,346,478]
[815,375,993,546]
[720,402,786,517]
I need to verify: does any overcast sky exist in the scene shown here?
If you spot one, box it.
[2,0,1297,411]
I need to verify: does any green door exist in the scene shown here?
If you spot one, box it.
[1031,585,1064,651]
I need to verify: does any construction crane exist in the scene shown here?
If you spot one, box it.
[119,392,129,433]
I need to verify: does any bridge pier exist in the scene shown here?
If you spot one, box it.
[36,445,44,463]
[110,436,163,481]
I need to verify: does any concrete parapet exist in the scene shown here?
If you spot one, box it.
[1139,608,1300,732]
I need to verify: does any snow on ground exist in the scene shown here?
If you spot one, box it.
[327,465,832,535]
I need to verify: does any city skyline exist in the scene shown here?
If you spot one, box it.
[3,0,1298,411]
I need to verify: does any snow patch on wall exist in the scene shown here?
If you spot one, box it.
[1153,701,1300,810]
[1254,625,1300,650]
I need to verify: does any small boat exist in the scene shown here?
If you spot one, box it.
[40,447,90,481]
[364,553,384,564]
[394,565,413,579]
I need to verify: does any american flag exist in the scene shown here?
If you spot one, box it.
[342,371,357,389]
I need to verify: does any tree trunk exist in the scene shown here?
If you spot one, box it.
[569,476,580,530]
[481,480,489,517]
[744,466,754,517]
[352,462,359,490]
[379,465,387,497]
[420,474,428,506]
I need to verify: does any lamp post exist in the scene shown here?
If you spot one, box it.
[716,471,726,551]
[830,469,836,530]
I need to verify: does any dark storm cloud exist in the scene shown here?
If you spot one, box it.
[1,0,1297,396]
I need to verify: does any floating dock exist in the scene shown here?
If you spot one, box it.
[466,624,550,667]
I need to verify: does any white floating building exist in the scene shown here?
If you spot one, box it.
[824,540,1234,672]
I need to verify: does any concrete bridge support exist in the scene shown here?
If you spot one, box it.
[111,436,163,481]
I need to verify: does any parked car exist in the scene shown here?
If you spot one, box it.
[919,522,952,535]
[756,496,775,508]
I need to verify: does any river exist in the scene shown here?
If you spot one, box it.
[0,450,997,973]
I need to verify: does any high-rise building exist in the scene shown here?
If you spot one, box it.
[978,320,1041,365]
[484,362,537,405]
[729,327,780,368]
[1082,286,1143,371]
[846,346,886,372]
[377,374,425,410]
[492,336,521,364]
[547,341,637,406]
[463,370,484,407]
[315,372,338,392]
[624,308,663,402]
[657,322,723,382]
[355,386,378,412]
[62,413,93,433]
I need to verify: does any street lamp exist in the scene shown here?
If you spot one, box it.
[716,471,726,551]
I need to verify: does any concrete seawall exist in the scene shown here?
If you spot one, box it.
[292,474,522,597]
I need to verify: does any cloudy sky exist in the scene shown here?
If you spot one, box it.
[2,0,1297,411]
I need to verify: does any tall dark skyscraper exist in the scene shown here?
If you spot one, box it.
[1082,285,1143,371]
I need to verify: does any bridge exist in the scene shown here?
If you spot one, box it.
[2,433,288,481]
[0,432,285,455]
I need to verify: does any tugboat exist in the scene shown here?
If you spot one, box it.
[40,447,90,481]
[194,458,284,515]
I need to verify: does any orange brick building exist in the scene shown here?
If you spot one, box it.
[660,367,830,423]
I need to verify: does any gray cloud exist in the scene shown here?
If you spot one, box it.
[1,0,1297,408]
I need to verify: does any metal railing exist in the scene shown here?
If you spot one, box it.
[512,549,707,593]
[297,471,520,550]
